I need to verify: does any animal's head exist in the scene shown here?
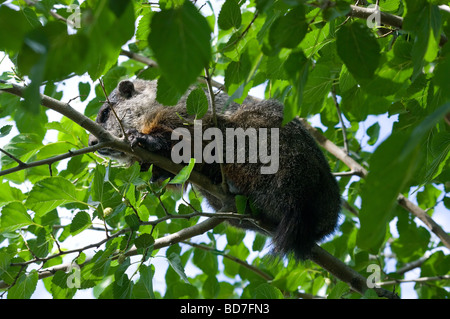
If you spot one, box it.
[88,79,158,164]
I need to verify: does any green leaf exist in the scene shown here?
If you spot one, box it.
[203,276,220,298]
[170,158,196,184]
[155,76,185,106]
[391,211,430,262]
[7,270,38,299]
[0,6,35,53]
[226,227,246,246]
[0,133,43,169]
[112,275,133,299]
[70,211,92,236]
[283,50,309,122]
[133,264,156,299]
[225,49,252,89]
[148,1,211,95]
[285,269,307,291]
[235,195,248,214]
[252,233,267,252]
[167,252,190,284]
[51,270,77,299]
[301,62,333,117]
[25,177,81,217]
[367,122,380,146]
[136,11,153,50]
[403,0,441,80]
[0,202,35,234]
[358,39,413,96]
[108,0,131,18]
[192,244,218,276]
[218,0,242,30]
[81,0,135,79]
[78,82,91,102]
[17,22,89,82]
[170,282,199,298]
[80,245,115,289]
[186,88,209,119]
[327,281,351,299]
[0,125,12,137]
[0,252,11,277]
[253,283,283,299]
[433,55,450,98]
[135,233,155,249]
[336,21,380,79]
[269,5,308,50]
[0,182,26,206]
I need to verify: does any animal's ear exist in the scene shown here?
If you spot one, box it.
[118,80,135,98]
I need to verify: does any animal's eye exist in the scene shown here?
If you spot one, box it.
[97,105,111,123]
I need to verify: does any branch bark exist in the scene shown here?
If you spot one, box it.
[310,245,399,298]
[348,4,403,29]
[0,142,112,177]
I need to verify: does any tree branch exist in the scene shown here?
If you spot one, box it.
[331,85,349,155]
[310,244,399,299]
[378,274,450,286]
[299,118,369,177]
[397,195,450,250]
[0,142,112,177]
[181,241,273,281]
[0,216,225,289]
[348,4,403,29]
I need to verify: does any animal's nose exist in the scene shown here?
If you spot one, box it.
[88,134,99,147]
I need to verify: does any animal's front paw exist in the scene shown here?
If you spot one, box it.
[126,128,145,149]
[126,129,162,152]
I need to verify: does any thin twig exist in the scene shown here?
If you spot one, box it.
[219,11,259,52]
[378,274,450,286]
[0,147,26,166]
[182,241,273,281]
[0,142,113,177]
[98,78,127,140]
[331,85,349,155]
[333,170,359,177]
[204,67,229,194]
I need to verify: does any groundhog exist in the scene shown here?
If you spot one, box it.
[88,79,341,260]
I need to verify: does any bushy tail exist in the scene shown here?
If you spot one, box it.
[272,208,316,260]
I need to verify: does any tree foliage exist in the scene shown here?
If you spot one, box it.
[0,0,449,299]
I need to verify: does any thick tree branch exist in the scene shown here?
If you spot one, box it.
[310,245,399,298]
[299,118,369,177]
